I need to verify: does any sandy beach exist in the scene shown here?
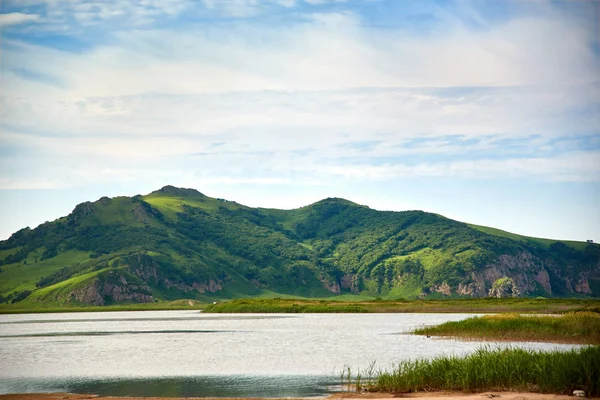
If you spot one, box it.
[0,392,590,400]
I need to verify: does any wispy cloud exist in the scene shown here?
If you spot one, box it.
[312,151,600,182]
[3,2,599,93]
[1,85,597,140]
[0,13,41,26]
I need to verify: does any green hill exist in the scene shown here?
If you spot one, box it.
[0,185,598,308]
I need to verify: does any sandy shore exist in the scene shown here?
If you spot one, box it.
[0,392,591,400]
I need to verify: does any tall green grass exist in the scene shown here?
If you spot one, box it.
[414,312,600,344]
[375,346,600,396]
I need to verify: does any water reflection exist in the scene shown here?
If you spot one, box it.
[0,315,295,325]
[0,376,337,398]
[0,330,245,338]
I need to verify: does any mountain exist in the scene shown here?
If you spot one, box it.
[1,185,598,307]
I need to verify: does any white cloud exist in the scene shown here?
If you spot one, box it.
[1,85,597,144]
[311,151,600,182]
[0,13,41,26]
[2,116,599,191]
[2,7,599,101]
[1,1,599,191]
[0,178,70,190]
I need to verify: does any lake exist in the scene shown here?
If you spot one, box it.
[0,311,580,397]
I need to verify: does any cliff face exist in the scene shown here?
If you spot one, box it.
[475,252,552,296]
[126,253,224,294]
[71,271,154,306]
[419,251,596,298]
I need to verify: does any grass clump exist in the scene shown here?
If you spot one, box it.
[414,312,600,344]
[375,346,600,396]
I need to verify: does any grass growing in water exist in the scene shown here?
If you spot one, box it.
[414,312,600,344]
[339,362,379,393]
[375,346,600,396]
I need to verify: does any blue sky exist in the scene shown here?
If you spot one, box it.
[0,0,599,242]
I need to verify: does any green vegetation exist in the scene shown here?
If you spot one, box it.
[413,312,600,344]
[469,224,590,251]
[0,250,91,295]
[374,346,600,396]
[1,185,598,308]
[204,297,600,314]
[0,299,205,314]
[205,298,368,313]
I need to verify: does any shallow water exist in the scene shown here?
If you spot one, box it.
[0,311,580,397]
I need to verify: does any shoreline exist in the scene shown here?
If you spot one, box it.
[0,392,586,400]
[2,298,599,315]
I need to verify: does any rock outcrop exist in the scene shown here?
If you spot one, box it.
[469,251,551,297]
[321,277,341,294]
[488,277,520,298]
[340,274,360,293]
[71,272,154,306]
[126,254,223,294]
[431,282,452,296]
[574,278,592,294]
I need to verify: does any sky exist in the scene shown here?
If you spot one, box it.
[0,0,599,242]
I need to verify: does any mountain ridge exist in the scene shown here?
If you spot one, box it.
[1,185,598,307]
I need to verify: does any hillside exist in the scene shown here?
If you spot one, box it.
[0,185,598,308]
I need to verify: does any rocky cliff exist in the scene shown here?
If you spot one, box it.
[70,270,154,306]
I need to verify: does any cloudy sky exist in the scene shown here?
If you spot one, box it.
[0,0,599,242]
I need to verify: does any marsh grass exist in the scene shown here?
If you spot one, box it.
[561,306,600,314]
[203,298,600,314]
[375,346,600,396]
[413,312,600,344]
[338,362,379,393]
[204,299,368,313]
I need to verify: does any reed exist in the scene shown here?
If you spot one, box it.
[338,361,379,393]
[414,312,600,344]
[375,346,600,396]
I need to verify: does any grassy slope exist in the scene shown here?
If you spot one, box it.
[0,250,91,296]
[142,192,222,219]
[19,268,110,307]
[414,312,600,344]
[142,188,258,221]
[0,247,20,261]
[468,223,589,251]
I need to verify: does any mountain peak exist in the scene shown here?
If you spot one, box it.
[155,185,205,197]
[309,197,365,208]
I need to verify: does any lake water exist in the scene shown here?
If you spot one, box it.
[0,311,580,397]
